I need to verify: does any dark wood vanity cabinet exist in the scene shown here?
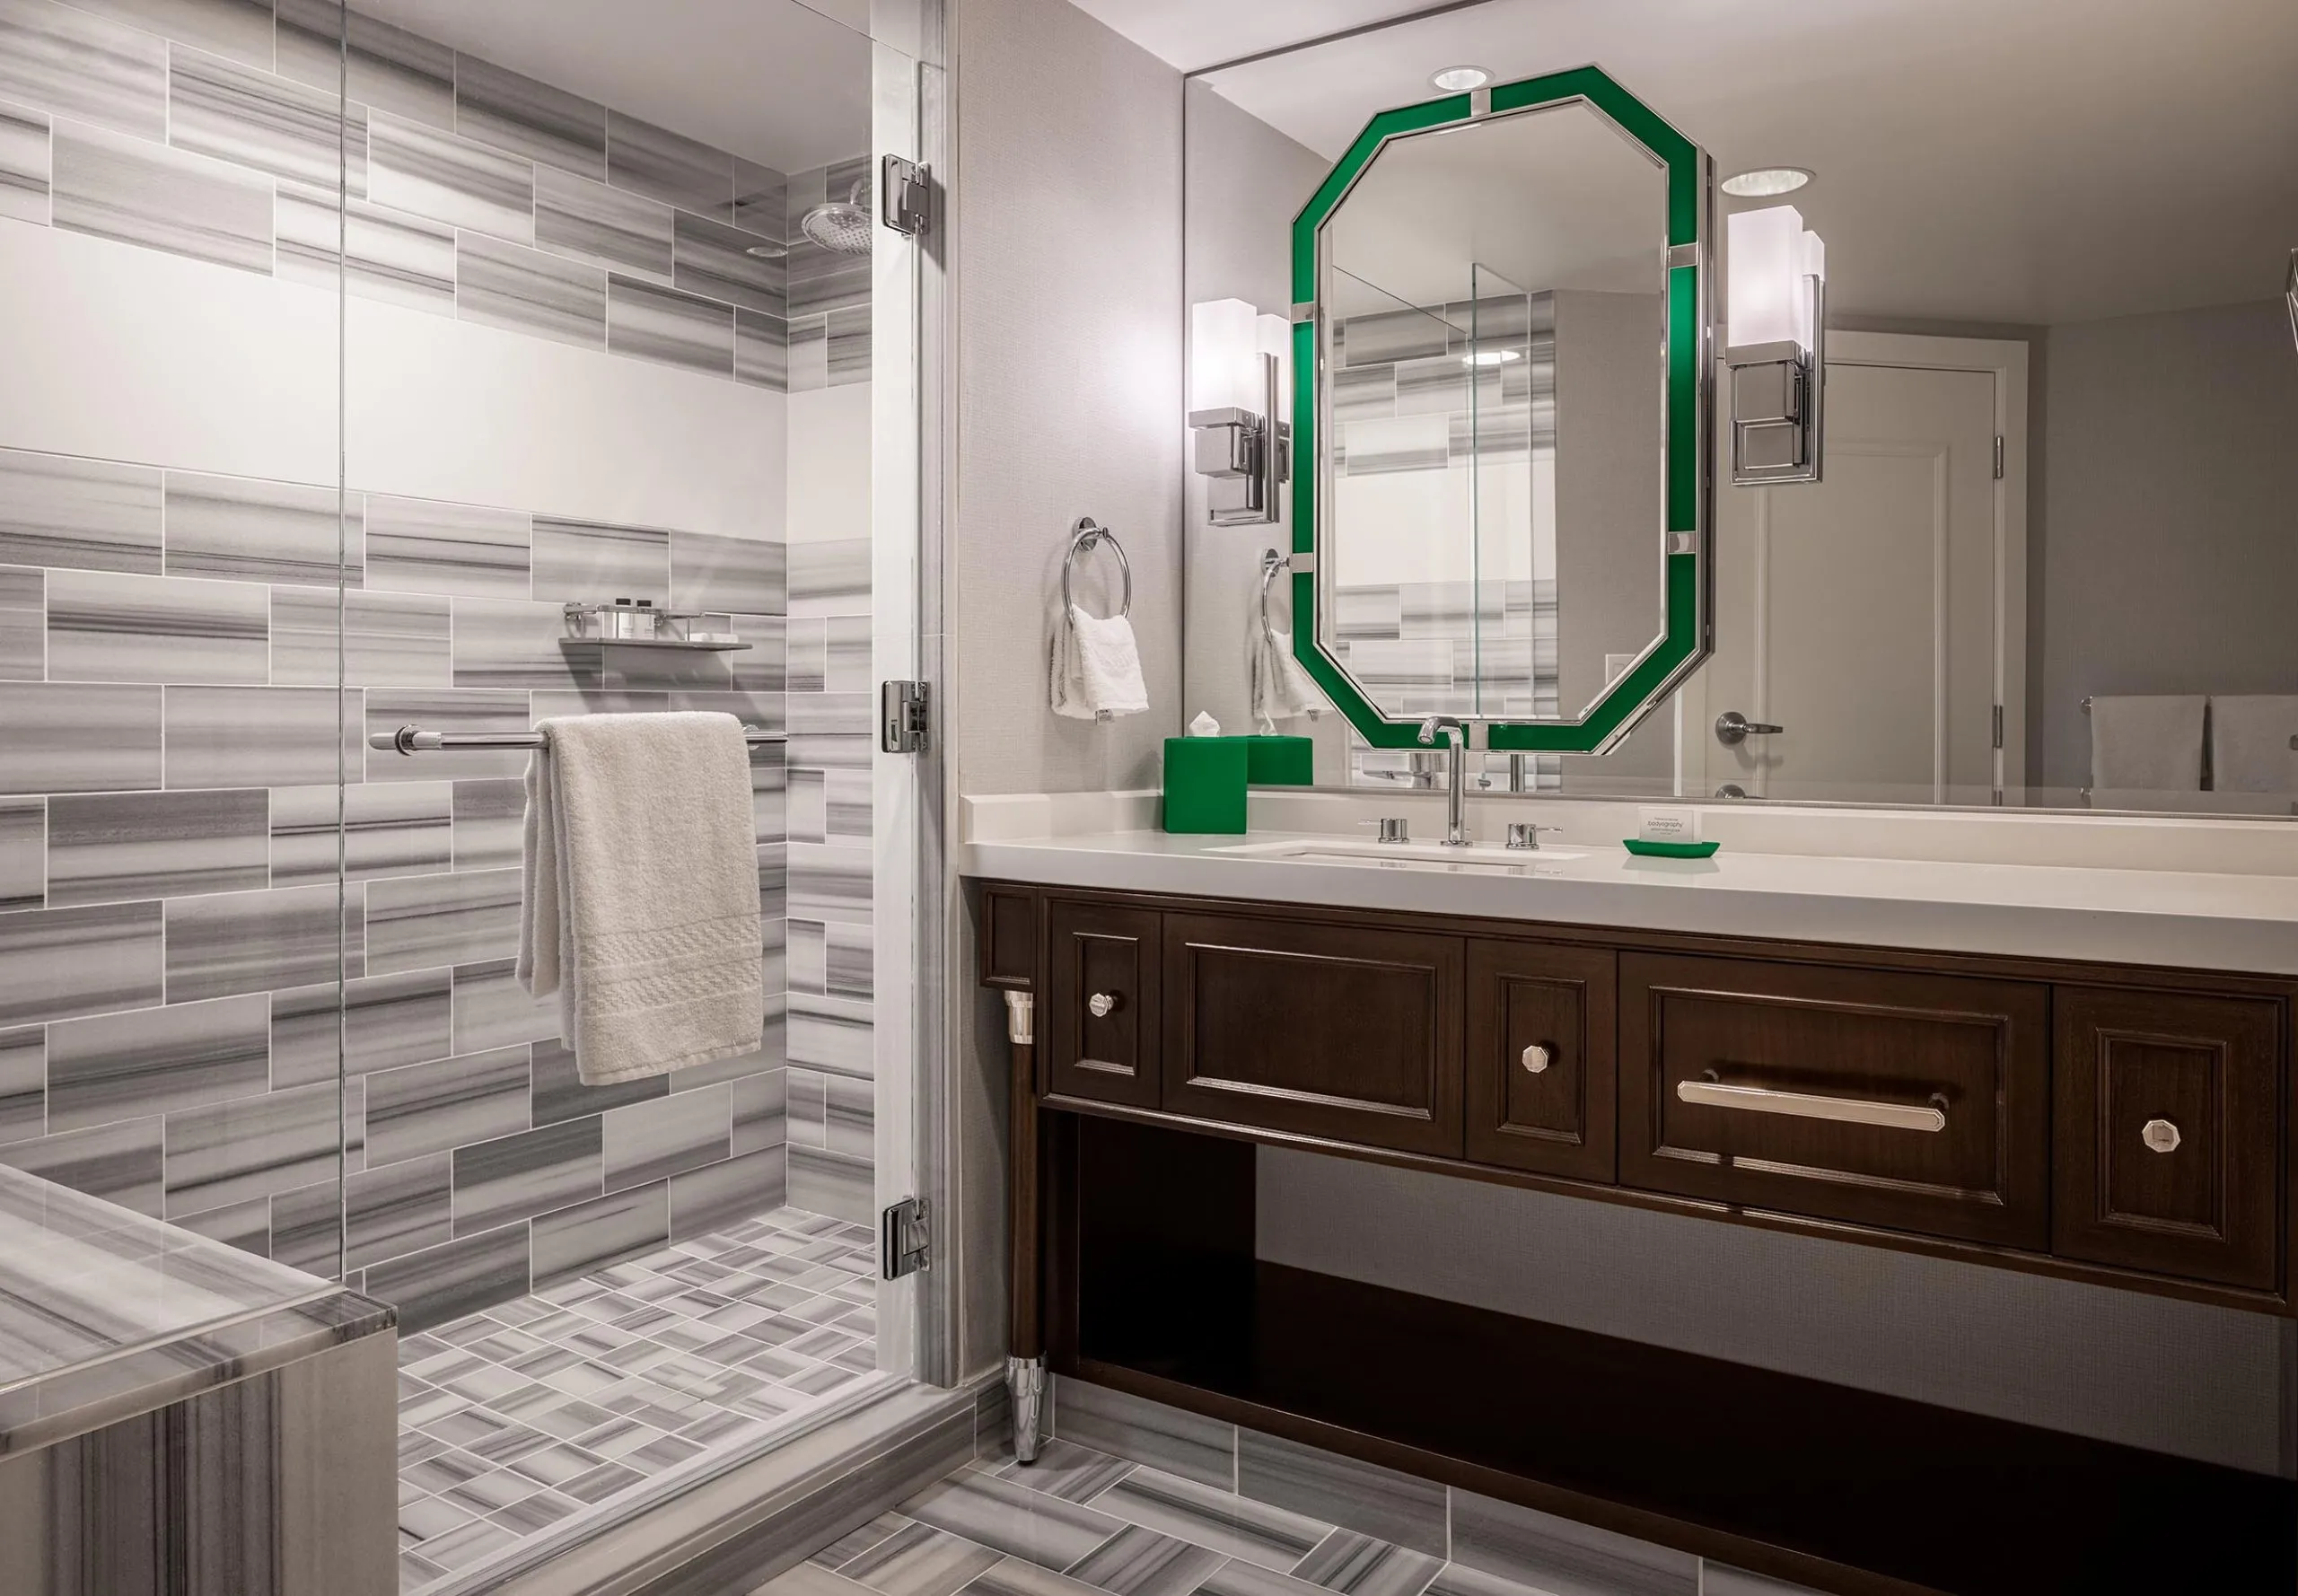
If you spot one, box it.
[1465,940,1617,1181]
[1043,898,1162,1108]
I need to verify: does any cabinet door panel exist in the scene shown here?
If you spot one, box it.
[1044,899,1162,1108]
[1466,941,1617,1181]
[2054,987,2282,1291]
[1163,913,1462,1155]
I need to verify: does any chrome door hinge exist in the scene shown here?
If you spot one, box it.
[1992,704,2004,750]
[1993,435,2005,480]
[882,156,930,237]
[881,1197,930,1279]
[881,680,931,753]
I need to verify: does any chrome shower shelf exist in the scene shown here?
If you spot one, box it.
[557,636,753,653]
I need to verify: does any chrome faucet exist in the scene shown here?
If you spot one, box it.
[1417,715,1470,846]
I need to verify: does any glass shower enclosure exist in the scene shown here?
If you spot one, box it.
[0,0,936,1585]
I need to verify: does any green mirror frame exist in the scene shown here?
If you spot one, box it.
[1288,66,1715,755]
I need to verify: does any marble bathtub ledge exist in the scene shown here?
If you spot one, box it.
[0,1285,394,1457]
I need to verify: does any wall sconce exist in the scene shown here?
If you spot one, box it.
[1189,299,1290,526]
[1725,205,1827,485]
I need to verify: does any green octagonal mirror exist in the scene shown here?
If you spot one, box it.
[1289,66,1715,755]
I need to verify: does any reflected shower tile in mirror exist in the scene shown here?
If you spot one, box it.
[0,801,39,913]
[70,0,275,70]
[168,48,367,195]
[51,121,271,273]
[0,0,167,140]
[0,100,49,224]
[276,0,454,127]
[0,565,39,680]
[0,448,162,574]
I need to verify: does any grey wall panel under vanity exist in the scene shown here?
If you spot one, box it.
[0,0,877,1322]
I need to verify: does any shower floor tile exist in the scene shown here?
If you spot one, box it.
[396,1204,880,1594]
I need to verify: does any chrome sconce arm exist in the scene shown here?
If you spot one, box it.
[1188,351,1290,526]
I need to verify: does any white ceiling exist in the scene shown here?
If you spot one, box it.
[364,0,873,175]
[1067,0,1448,74]
[1159,0,2298,326]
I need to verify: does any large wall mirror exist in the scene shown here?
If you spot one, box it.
[1182,0,2298,816]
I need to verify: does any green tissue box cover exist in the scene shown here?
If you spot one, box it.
[1163,737,1249,834]
[1246,735,1312,785]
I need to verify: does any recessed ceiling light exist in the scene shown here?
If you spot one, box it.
[1722,167,1814,198]
[1462,349,1522,367]
[1429,65,1491,92]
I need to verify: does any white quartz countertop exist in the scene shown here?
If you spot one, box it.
[960,794,2298,976]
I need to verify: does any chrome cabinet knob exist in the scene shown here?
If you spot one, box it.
[1522,1044,1550,1074]
[1087,993,1118,1019]
[2142,1118,2181,1153]
[1715,710,1785,746]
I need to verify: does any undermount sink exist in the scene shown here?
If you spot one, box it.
[1211,838,1588,874]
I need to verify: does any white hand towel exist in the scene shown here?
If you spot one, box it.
[2088,694,2206,794]
[517,712,764,1084]
[2209,695,2298,794]
[1049,603,1148,720]
[1250,624,1325,734]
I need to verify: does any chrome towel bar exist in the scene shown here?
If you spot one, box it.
[370,725,786,755]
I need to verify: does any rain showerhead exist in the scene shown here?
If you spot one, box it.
[799,177,874,257]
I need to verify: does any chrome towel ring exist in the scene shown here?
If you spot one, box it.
[1062,517,1131,619]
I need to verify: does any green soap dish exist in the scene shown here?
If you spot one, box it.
[1622,838,1721,859]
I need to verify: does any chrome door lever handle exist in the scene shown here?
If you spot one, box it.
[1715,711,1785,746]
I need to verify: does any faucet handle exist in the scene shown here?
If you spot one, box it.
[1359,817,1409,844]
[1505,822,1561,851]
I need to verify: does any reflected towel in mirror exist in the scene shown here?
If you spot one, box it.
[2208,696,2298,794]
[1251,625,1324,733]
[1051,603,1148,720]
[2088,694,2206,794]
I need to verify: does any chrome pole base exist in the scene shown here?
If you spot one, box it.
[1006,1355,1047,1464]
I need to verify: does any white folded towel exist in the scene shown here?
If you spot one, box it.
[2209,695,2298,794]
[1250,624,1324,734]
[2088,694,2206,794]
[1050,603,1148,721]
[517,712,764,1084]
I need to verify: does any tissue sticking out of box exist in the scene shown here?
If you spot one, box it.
[1188,712,1221,737]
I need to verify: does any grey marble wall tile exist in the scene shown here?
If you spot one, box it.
[789,537,872,618]
[789,841,870,925]
[785,1065,821,1145]
[365,1043,528,1167]
[787,1144,870,1226]
[531,1178,668,1289]
[164,684,357,790]
[531,1036,662,1127]
[828,306,872,387]
[729,1067,785,1155]
[0,0,168,139]
[788,992,870,1078]
[367,865,521,974]
[601,1083,730,1192]
[817,1071,871,1159]
[449,595,592,688]
[530,517,669,604]
[609,274,734,377]
[1446,1492,1695,1596]
[175,1188,269,1251]
[0,98,49,224]
[165,471,359,587]
[270,964,452,1086]
[53,118,272,272]
[786,618,825,696]
[346,1147,451,1268]
[170,47,364,194]
[452,957,557,1054]
[48,786,266,905]
[166,881,357,1001]
[673,210,784,315]
[268,1174,340,1269]
[364,1217,528,1332]
[460,228,610,349]
[0,449,162,574]
[452,1113,601,1232]
[455,53,604,180]
[530,685,665,720]
[0,800,39,912]
[1048,1381,1233,1491]
[1235,1431,1445,1558]
[164,1077,339,1215]
[605,109,730,216]
[45,567,268,684]
[825,615,872,693]
[48,990,268,1131]
[276,0,453,128]
[732,157,784,240]
[364,495,531,601]
[666,1144,784,1240]
[0,1112,162,1213]
[786,242,870,322]
[736,309,789,392]
[369,107,534,242]
[70,0,274,68]
[0,564,41,679]
[271,779,452,887]
[365,689,529,782]
[788,313,829,392]
[535,162,671,277]
[668,531,783,617]
[276,181,457,311]
[0,899,162,1024]
[448,777,522,873]
[273,583,452,688]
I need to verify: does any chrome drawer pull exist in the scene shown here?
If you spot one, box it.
[1677,1077,1947,1133]
[1522,1044,1550,1074]
[1087,992,1118,1019]
[2142,1118,2180,1153]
